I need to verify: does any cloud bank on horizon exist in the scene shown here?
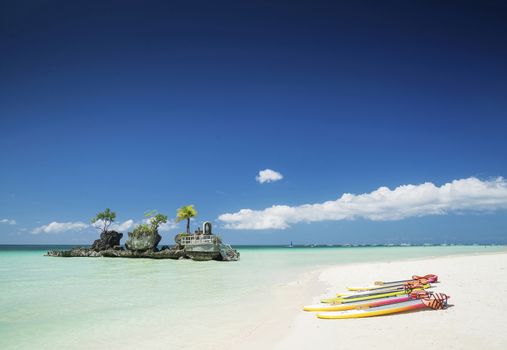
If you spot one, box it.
[256,169,283,183]
[218,177,507,230]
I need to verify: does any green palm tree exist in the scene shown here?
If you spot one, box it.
[176,205,197,234]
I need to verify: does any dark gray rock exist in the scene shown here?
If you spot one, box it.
[173,233,186,249]
[91,230,123,252]
[219,244,240,261]
[47,247,186,259]
[124,232,161,252]
[46,247,100,257]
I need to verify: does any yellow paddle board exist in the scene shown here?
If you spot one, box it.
[317,299,426,319]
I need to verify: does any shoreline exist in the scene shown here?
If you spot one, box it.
[229,267,327,350]
[263,251,507,350]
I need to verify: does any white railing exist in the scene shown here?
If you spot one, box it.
[180,235,218,245]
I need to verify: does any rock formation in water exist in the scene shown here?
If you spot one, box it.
[91,230,123,251]
[124,231,161,252]
[46,246,187,259]
[47,225,239,261]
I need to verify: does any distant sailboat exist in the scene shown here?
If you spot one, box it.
[288,241,293,248]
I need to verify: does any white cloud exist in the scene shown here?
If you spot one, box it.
[256,169,283,184]
[1,219,16,225]
[218,177,507,230]
[32,221,88,234]
[113,219,135,232]
[32,216,176,235]
[92,219,136,233]
[158,221,178,232]
[142,217,178,232]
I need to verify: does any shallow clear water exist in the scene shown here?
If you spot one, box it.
[1,245,504,349]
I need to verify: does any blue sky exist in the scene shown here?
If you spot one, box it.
[1,0,506,245]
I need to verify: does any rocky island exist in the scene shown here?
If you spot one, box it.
[46,207,239,261]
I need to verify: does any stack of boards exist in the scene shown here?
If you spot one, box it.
[303,274,444,319]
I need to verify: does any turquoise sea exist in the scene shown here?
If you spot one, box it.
[1,245,505,349]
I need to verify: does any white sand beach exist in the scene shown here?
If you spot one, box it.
[240,252,507,350]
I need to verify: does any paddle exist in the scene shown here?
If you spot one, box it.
[348,279,431,293]
[338,282,429,299]
[374,274,438,285]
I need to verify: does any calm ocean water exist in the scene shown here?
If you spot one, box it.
[1,245,505,349]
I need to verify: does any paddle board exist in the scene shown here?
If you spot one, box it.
[334,283,430,299]
[304,295,412,312]
[321,289,411,304]
[317,299,426,319]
